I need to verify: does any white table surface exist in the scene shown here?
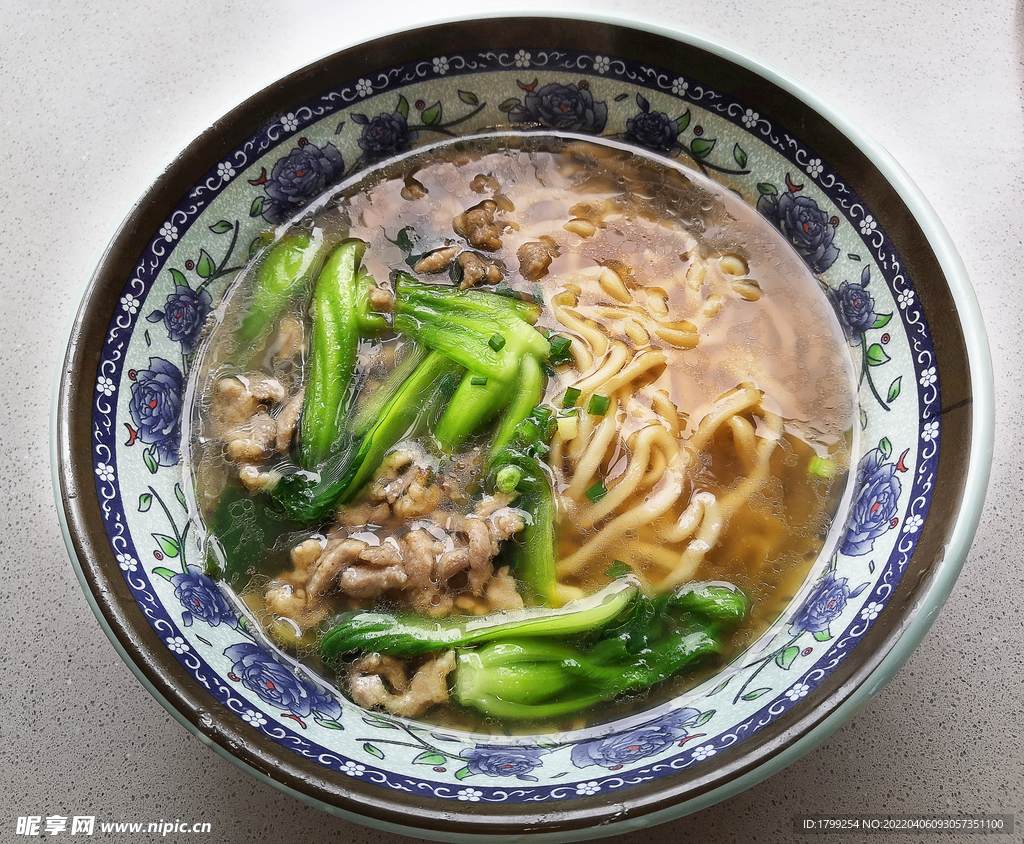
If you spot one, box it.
[4,1,1021,842]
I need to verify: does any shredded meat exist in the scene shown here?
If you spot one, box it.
[223,410,276,462]
[307,537,367,596]
[403,529,442,589]
[211,373,303,477]
[402,174,427,200]
[267,447,527,624]
[517,236,560,281]
[274,389,304,454]
[485,565,526,612]
[347,651,456,717]
[340,564,408,598]
[370,449,440,507]
[413,245,459,274]
[470,173,501,194]
[264,538,329,627]
[274,492,524,617]
[263,314,305,362]
[368,285,395,314]
[457,251,503,289]
[453,199,504,251]
[212,374,286,430]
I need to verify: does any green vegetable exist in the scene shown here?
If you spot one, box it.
[485,406,558,604]
[299,239,367,469]
[393,272,543,325]
[450,582,750,720]
[451,632,718,720]
[320,577,749,721]
[808,454,838,479]
[335,350,461,504]
[236,229,326,347]
[320,577,640,659]
[355,264,390,334]
[486,354,546,460]
[270,271,553,522]
[395,274,551,452]
[562,387,581,408]
[203,483,299,589]
[494,465,523,494]
[585,480,607,502]
[350,342,430,438]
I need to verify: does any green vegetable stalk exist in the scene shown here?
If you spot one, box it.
[236,228,326,347]
[319,577,640,659]
[334,350,462,504]
[451,629,720,720]
[299,239,366,469]
[272,275,555,522]
[485,406,558,605]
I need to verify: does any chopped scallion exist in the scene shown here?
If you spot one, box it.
[587,394,610,416]
[547,334,573,366]
[471,376,488,386]
[808,455,837,479]
[586,480,608,502]
[488,333,506,351]
[562,387,581,408]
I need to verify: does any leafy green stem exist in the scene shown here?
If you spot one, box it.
[148,485,188,572]
[414,102,488,136]
[358,720,470,763]
[859,333,890,411]
[731,633,801,705]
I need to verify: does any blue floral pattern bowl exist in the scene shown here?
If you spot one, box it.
[53,14,992,841]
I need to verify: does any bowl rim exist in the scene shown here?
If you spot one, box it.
[51,9,995,841]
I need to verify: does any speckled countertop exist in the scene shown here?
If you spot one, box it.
[3,2,1021,842]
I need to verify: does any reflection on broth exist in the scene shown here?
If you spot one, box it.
[187,134,855,731]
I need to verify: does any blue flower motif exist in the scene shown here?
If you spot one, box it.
[147,285,212,355]
[831,280,876,341]
[127,357,184,466]
[757,188,839,274]
[570,707,701,770]
[624,94,679,152]
[828,266,876,343]
[170,565,238,629]
[841,447,902,556]
[353,110,413,162]
[262,141,345,223]
[463,744,548,781]
[788,570,866,637]
[508,82,608,134]
[224,641,342,721]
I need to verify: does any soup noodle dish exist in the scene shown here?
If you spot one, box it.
[56,17,985,839]
[187,134,857,731]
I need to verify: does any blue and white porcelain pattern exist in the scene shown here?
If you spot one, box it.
[89,46,938,802]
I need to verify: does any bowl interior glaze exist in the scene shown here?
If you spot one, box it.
[53,14,990,841]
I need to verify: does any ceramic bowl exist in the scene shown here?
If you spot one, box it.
[53,13,993,841]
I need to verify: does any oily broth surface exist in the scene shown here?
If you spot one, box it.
[189,134,856,728]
